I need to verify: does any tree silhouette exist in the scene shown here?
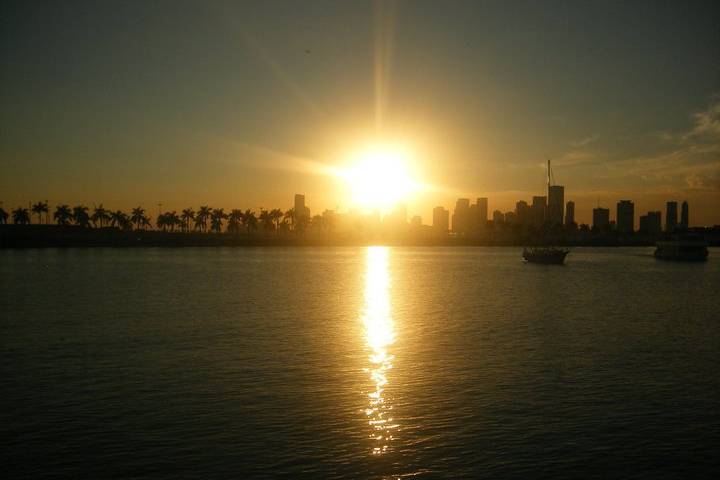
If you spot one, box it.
[110,210,131,230]
[181,208,195,233]
[196,205,211,232]
[54,205,72,226]
[259,209,274,233]
[12,208,30,225]
[242,209,258,233]
[270,208,283,234]
[157,211,181,232]
[283,208,295,230]
[0,207,8,224]
[73,205,91,228]
[91,204,111,228]
[31,201,49,224]
[227,209,243,234]
[210,208,226,233]
[131,207,151,230]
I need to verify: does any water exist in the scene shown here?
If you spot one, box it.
[1,247,719,479]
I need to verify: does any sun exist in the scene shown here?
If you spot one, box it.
[340,145,419,212]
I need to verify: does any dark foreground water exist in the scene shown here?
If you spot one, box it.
[1,247,719,479]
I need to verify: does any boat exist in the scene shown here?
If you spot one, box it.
[523,247,569,264]
[654,233,708,261]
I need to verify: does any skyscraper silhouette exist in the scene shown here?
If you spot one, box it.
[616,200,634,233]
[565,201,575,226]
[666,201,678,232]
[680,201,689,229]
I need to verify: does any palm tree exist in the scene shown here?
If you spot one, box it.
[91,204,111,228]
[0,207,8,224]
[259,209,274,233]
[181,208,195,233]
[242,209,258,234]
[195,205,211,232]
[54,205,72,226]
[12,208,30,225]
[110,210,130,230]
[168,211,180,232]
[31,201,49,224]
[73,205,91,228]
[270,208,284,234]
[227,209,243,234]
[156,212,169,231]
[131,207,150,230]
[210,208,226,233]
[283,208,295,230]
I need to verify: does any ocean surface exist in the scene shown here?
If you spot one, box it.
[1,246,719,479]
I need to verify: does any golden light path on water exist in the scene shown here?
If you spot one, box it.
[362,246,398,455]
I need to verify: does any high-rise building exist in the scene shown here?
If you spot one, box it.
[515,200,530,226]
[432,206,449,233]
[294,194,310,220]
[593,207,610,231]
[616,200,634,233]
[547,185,564,225]
[565,201,575,226]
[504,211,516,224]
[666,201,678,232]
[639,211,662,235]
[410,215,422,228]
[475,197,488,231]
[492,210,504,224]
[680,201,689,229]
[531,196,547,226]
[452,198,470,234]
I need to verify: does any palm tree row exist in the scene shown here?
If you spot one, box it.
[0,203,330,234]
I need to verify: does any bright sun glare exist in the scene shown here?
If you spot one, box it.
[341,146,418,212]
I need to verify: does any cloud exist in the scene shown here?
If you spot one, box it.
[687,101,720,139]
[570,134,599,148]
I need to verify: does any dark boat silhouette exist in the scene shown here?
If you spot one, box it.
[523,247,569,264]
[655,233,708,261]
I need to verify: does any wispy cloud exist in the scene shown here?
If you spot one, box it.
[570,134,599,148]
[555,97,720,193]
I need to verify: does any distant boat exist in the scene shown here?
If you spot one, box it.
[655,233,708,261]
[523,247,569,264]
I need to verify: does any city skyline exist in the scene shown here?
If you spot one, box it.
[1,1,719,225]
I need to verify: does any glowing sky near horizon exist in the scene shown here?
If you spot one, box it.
[1,0,719,225]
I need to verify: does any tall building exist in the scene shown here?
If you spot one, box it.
[616,200,634,233]
[475,197,488,230]
[432,206,449,233]
[294,194,310,220]
[639,211,662,235]
[531,196,546,226]
[565,201,575,226]
[547,185,564,225]
[680,201,689,229]
[452,198,470,234]
[593,207,610,231]
[492,210,504,224]
[515,200,530,226]
[666,201,678,232]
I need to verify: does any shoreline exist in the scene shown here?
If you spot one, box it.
[3,225,718,249]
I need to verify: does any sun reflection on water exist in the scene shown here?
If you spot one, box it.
[362,246,398,455]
